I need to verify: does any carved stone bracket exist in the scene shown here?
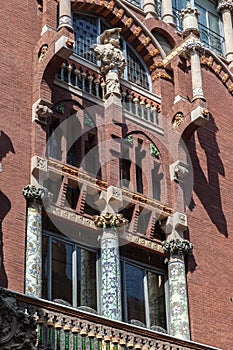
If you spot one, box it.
[217,1,233,13]
[32,99,53,124]
[94,213,128,229]
[191,105,209,126]
[0,288,37,350]
[170,160,189,183]
[182,39,205,58]
[23,184,53,206]
[162,239,193,255]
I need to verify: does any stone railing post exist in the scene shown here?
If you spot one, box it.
[94,186,128,321]
[218,1,233,64]
[162,213,193,340]
[23,185,52,298]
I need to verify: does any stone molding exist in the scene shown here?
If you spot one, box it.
[94,213,128,229]
[162,239,193,255]
[0,288,37,350]
[217,1,233,12]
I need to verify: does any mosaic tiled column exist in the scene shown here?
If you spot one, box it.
[94,212,128,321]
[23,185,48,298]
[163,239,193,340]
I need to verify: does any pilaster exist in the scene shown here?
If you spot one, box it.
[218,1,233,64]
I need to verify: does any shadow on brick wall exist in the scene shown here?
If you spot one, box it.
[0,131,15,287]
[188,115,228,238]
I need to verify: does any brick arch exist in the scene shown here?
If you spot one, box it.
[71,0,172,80]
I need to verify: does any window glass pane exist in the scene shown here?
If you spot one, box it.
[126,0,142,8]
[125,263,146,324]
[172,0,187,11]
[52,239,73,305]
[127,46,149,90]
[148,272,166,329]
[73,13,98,63]
[77,248,97,310]
[208,13,220,34]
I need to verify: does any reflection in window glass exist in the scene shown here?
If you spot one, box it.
[125,263,146,324]
[148,272,166,329]
[52,239,73,305]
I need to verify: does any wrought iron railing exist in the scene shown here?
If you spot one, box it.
[0,288,222,350]
[198,23,225,56]
[172,7,225,56]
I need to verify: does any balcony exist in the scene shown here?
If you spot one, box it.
[0,288,221,350]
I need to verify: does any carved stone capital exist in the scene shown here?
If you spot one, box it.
[0,288,37,349]
[94,213,128,229]
[23,184,53,206]
[162,239,193,255]
[180,2,199,18]
[217,1,233,13]
[182,39,205,58]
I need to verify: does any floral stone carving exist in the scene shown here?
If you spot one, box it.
[162,239,193,255]
[0,288,37,349]
[94,213,128,229]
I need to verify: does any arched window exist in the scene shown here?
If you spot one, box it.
[120,133,163,200]
[73,13,151,90]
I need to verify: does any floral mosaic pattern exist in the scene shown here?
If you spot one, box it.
[101,231,121,320]
[25,204,42,297]
[168,258,190,340]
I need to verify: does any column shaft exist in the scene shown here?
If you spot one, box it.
[222,9,233,62]
[101,229,122,321]
[25,202,42,297]
[168,254,190,340]
[190,52,205,101]
[162,0,174,25]
[58,0,73,31]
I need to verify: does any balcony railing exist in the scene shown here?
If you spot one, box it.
[55,62,161,127]
[0,288,221,350]
[172,7,225,56]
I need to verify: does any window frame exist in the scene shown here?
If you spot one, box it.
[120,255,168,330]
[72,12,152,91]
[42,230,100,311]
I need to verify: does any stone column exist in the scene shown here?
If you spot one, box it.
[182,39,206,101]
[180,2,200,38]
[94,186,128,321]
[143,0,156,16]
[162,213,193,340]
[23,185,51,298]
[218,1,233,64]
[58,0,73,31]
[161,0,174,26]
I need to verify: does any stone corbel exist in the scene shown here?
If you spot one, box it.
[55,35,74,60]
[170,160,189,183]
[162,212,187,237]
[96,186,123,213]
[191,105,209,126]
[32,99,53,124]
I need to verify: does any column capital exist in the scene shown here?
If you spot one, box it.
[217,1,233,13]
[94,213,128,229]
[180,2,199,19]
[162,238,193,255]
[23,185,53,206]
[182,39,205,58]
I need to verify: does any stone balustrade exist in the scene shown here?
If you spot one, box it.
[56,61,161,126]
[0,288,220,350]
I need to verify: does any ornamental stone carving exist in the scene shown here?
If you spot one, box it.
[182,39,205,58]
[162,239,193,255]
[94,213,128,228]
[91,28,126,98]
[35,103,53,123]
[23,184,53,205]
[91,28,126,75]
[172,112,185,127]
[170,160,189,183]
[217,1,233,12]
[0,288,37,350]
